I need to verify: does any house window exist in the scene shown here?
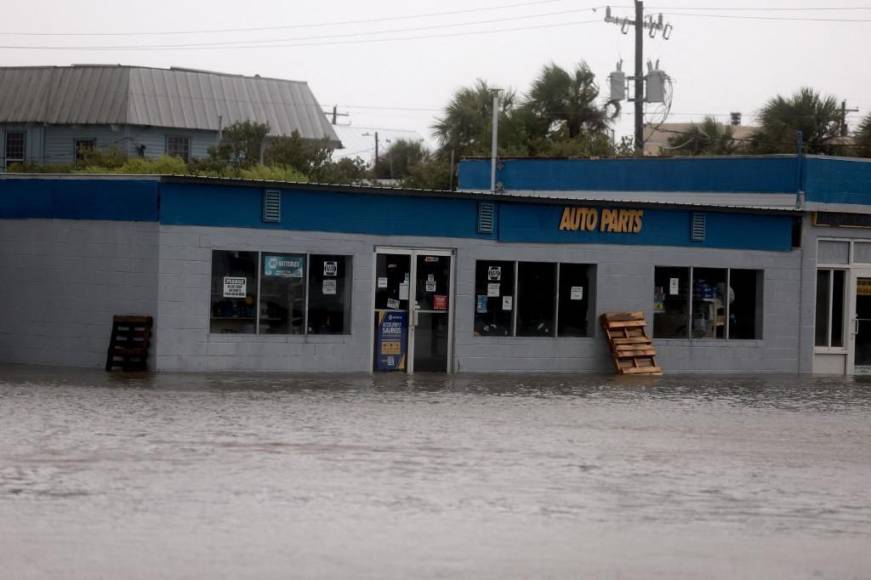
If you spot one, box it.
[815,269,846,348]
[167,136,191,162]
[75,139,96,165]
[654,266,763,340]
[210,251,352,336]
[473,260,595,338]
[5,131,25,168]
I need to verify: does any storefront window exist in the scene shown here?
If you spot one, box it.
[654,267,690,338]
[558,264,593,337]
[729,269,763,340]
[259,254,306,334]
[210,250,258,334]
[307,255,352,335]
[815,269,845,348]
[655,266,763,341]
[474,261,515,336]
[691,268,727,339]
[517,262,557,337]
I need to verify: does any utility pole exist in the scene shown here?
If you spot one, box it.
[490,90,500,193]
[324,105,349,125]
[634,1,644,155]
[604,3,672,155]
[841,100,859,137]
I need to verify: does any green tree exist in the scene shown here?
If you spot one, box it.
[376,139,430,179]
[209,121,270,168]
[311,157,369,184]
[752,88,842,154]
[432,80,527,159]
[666,117,737,156]
[523,62,615,140]
[264,130,332,176]
[855,113,871,158]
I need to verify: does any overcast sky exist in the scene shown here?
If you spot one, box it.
[3,0,870,151]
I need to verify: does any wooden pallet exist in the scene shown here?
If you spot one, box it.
[600,312,662,375]
[105,315,153,371]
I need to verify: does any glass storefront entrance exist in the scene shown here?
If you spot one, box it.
[373,248,454,373]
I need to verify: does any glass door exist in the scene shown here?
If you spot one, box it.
[852,273,871,374]
[413,254,452,372]
[373,253,412,372]
[373,248,454,373]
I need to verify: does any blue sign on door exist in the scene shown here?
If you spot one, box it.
[375,311,407,371]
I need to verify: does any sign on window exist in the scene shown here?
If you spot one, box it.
[222,276,247,298]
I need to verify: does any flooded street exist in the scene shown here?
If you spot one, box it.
[1,366,871,579]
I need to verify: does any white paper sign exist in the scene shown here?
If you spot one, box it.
[222,276,246,298]
[399,282,409,300]
[322,279,337,295]
[323,261,338,277]
[488,266,502,281]
[487,283,501,298]
[570,286,584,301]
[502,296,513,311]
[425,274,436,293]
[386,298,400,309]
[377,277,388,289]
[669,277,680,296]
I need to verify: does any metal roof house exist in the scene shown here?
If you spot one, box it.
[0,65,340,169]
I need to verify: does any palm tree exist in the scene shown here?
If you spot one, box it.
[523,62,616,140]
[666,117,737,156]
[752,88,842,154]
[856,114,871,158]
[432,80,521,159]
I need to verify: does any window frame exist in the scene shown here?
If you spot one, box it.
[473,259,595,339]
[653,265,764,341]
[814,268,848,350]
[209,249,353,336]
[5,130,26,168]
[166,135,192,162]
[74,139,97,166]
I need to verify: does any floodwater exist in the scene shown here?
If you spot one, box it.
[1,366,871,580]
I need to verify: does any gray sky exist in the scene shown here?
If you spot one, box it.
[3,0,870,151]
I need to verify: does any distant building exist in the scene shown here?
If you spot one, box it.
[643,122,758,156]
[0,65,340,169]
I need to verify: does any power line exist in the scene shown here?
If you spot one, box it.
[0,8,601,51]
[0,0,594,37]
[649,5,871,11]
[662,12,871,22]
[0,18,603,51]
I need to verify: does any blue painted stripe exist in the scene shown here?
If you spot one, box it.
[459,157,801,194]
[498,203,794,252]
[805,157,871,205]
[159,183,494,239]
[0,179,159,221]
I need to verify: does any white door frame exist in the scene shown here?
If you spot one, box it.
[847,268,871,373]
[371,246,456,374]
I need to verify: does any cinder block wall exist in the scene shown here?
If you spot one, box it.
[0,219,159,368]
[157,225,804,374]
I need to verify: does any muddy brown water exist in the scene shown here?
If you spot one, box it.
[1,365,871,579]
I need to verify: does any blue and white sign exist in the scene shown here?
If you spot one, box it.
[375,311,407,371]
[264,255,304,278]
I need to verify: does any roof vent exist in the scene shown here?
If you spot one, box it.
[691,212,706,242]
[477,202,496,234]
[263,190,281,223]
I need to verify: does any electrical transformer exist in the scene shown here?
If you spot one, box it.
[609,70,626,102]
[645,70,667,103]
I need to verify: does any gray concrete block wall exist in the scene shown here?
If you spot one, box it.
[0,219,159,368]
[157,224,805,374]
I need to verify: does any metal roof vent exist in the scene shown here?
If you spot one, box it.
[263,190,281,223]
[477,201,496,234]
[691,212,706,242]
